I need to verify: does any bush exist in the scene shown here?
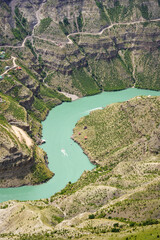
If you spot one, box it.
[57,86,61,91]
[129,222,136,227]
[63,17,70,26]
[113,223,119,227]
[139,3,149,20]
[25,40,37,58]
[12,28,23,41]
[95,0,110,22]
[111,228,120,232]
[77,13,83,31]
[59,21,69,35]
[89,214,95,219]
[141,219,159,226]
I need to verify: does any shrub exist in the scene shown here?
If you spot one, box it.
[111,228,120,232]
[89,214,95,219]
[141,219,159,226]
[113,223,119,227]
[139,3,149,20]
[59,21,69,35]
[77,12,83,31]
[63,17,70,26]
[25,40,37,58]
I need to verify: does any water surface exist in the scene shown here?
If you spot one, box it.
[0,88,160,202]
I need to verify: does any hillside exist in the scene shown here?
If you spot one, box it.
[0,0,160,95]
[0,54,70,187]
[0,96,159,239]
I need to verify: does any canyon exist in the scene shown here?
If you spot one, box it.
[0,0,160,239]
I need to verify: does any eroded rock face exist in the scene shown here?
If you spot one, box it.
[9,0,45,28]
[0,121,34,187]
[0,0,160,93]
[0,151,33,179]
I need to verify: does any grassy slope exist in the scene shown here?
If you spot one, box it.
[73,96,160,165]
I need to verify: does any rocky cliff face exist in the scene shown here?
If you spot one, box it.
[0,121,53,187]
[0,91,54,187]
[0,0,160,94]
[0,113,33,187]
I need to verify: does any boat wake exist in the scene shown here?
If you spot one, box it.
[61,149,68,157]
[85,107,103,114]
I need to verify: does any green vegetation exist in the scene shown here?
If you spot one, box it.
[31,147,53,184]
[73,96,160,165]
[59,21,69,35]
[33,97,48,114]
[12,6,30,41]
[12,28,24,41]
[139,3,149,20]
[107,4,122,22]
[122,50,133,73]
[88,57,133,91]
[135,51,160,90]
[38,17,52,33]
[63,17,70,27]
[40,85,71,108]
[25,40,37,58]
[0,92,26,122]
[77,12,83,31]
[95,0,110,23]
[5,100,26,121]
[72,67,100,96]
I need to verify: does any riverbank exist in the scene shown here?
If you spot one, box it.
[60,91,79,101]
[72,95,160,166]
[0,88,160,202]
[0,92,160,239]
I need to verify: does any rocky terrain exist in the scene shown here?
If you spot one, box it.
[0,91,55,187]
[0,41,70,187]
[0,0,160,95]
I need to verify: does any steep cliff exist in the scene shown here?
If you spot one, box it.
[0,0,160,95]
[0,93,54,187]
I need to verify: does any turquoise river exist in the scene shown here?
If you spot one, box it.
[0,88,160,203]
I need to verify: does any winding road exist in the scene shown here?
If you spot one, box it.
[1,56,17,76]
[66,18,160,44]
[0,12,160,48]
[0,5,160,80]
